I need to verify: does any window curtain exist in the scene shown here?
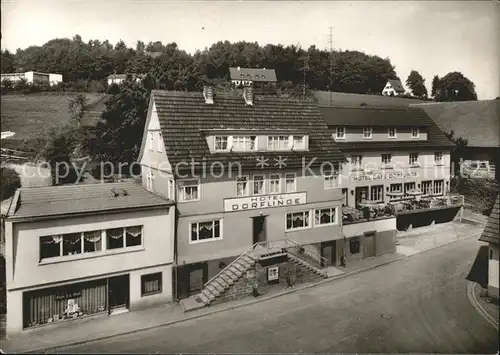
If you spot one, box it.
[107,228,123,239]
[84,231,101,243]
[64,233,81,244]
[126,226,142,237]
[42,235,62,244]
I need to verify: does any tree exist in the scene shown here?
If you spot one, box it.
[0,167,21,201]
[434,72,477,102]
[431,75,440,97]
[1,49,15,73]
[68,93,89,128]
[406,70,428,98]
[41,127,78,185]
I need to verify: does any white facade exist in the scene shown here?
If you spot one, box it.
[382,80,405,96]
[1,71,63,86]
[488,244,499,298]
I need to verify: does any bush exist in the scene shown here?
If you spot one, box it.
[451,176,499,215]
[1,167,21,201]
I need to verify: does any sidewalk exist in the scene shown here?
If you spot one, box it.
[467,282,499,330]
[0,219,484,353]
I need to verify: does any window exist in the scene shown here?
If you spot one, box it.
[388,128,396,138]
[141,272,162,296]
[157,132,163,152]
[178,179,200,201]
[236,176,249,196]
[351,155,363,170]
[382,154,392,165]
[411,128,420,138]
[350,237,360,254]
[363,127,372,139]
[421,181,432,196]
[490,249,493,260]
[324,175,337,189]
[335,127,345,139]
[253,175,265,195]
[148,131,154,150]
[125,226,143,247]
[404,182,416,197]
[146,169,154,192]
[233,136,256,151]
[433,180,444,195]
[268,174,281,193]
[214,136,228,151]
[409,153,419,166]
[342,188,348,207]
[190,220,222,243]
[314,208,337,226]
[39,230,104,261]
[268,136,289,150]
[434,152,443,165]
[292,136,305,149]
[370,185,384,202]
[286,211,310,231]
[389,183,403,201]
[285,173,297,192]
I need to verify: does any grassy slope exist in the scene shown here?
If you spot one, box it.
[0,92,108,144]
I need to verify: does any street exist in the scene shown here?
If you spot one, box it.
[49,237,498,354]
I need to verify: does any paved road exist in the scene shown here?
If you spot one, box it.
[51,237,498,354]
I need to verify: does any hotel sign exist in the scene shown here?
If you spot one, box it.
[352,171,418,183]
[224,192,307,212]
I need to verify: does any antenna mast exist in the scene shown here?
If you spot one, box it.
[329,26,333,106]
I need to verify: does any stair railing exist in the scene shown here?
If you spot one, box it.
[284,238,329,269]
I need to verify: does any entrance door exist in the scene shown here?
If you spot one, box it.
[355,187,369,208]
[363,232,375,258]
[189,268,204,295]
[321,241,337,266]
[252,216,267,245]
[108,274,129,311]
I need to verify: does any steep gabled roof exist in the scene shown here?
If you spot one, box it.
[320,106,454,150]
[152,90,346,173]
[229,68,277,82]
[387,79,405,93]
[7,181,172,221]
[410,100,500,148]
[479,195,499,245]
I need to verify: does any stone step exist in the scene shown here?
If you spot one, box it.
[210,281,225,293]
[225,270,239,281]
[241,255,255,264]
[202,289,216,301]
[206,284,221,296]
[236,259,251,268]
[220,273,234,285]
[233,263,247,272]
[198,292,210,304]
[214,278,228,289]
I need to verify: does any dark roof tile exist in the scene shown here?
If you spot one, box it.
[479,195,499,245]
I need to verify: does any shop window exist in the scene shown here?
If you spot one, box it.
[286,211,310,231]
[190,220,222,243]
[404,182,416,197]
[421,181,432,196]
[370,185,384,202]
[314,208,337,226]
[433,180,444,195]
[141,272,162,296]
[350,237,360,254]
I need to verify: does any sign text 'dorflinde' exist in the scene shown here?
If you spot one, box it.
[224,192,307,212]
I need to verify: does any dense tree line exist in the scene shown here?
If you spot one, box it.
[2,35,402,95]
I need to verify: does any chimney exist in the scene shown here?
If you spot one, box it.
[243,86,254,106]
[203,85,214,104]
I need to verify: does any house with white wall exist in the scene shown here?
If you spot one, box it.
[382,79,405,96]
[3,181,175,335]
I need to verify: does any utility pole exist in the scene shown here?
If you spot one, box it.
[299,53,309,99]
[329,26,333,107]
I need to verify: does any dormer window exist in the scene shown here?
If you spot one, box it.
[363,127,372,139]
[233,136,256,151]
[388,128,397,138]
[411,128,419,138]
[336,127,345,140]
[292,136,305,150]
[214,136,228,151]
[268,136,290,150]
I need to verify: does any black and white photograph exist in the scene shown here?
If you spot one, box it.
[0,0,499,353]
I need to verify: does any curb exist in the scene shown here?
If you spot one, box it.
[466,282,499,330]
[18,235,477,353]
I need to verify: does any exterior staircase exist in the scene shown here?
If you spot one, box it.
[179,239,328,312]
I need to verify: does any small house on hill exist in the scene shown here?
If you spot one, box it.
[382,79,405,97]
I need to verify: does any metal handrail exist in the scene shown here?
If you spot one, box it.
[203,238,328,287]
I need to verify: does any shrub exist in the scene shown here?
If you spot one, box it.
[1,167,21,201]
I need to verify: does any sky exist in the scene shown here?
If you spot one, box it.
[1,0,499,99]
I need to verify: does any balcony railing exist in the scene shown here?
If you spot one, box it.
[342,194,465,224]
